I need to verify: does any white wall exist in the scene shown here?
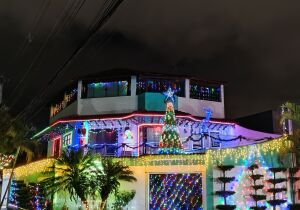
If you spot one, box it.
[1,173,10,209]
[50,77,226,121]
[78,95,138,116]
[119,165,206,210]
[178,82,225,119]
[78,76,138,116]
[178,97,225,119]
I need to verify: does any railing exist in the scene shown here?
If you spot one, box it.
[67,133,276,157]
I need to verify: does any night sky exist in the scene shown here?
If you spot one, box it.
[1,0,300,127]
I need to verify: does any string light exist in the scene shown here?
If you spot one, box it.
[6,137,289,180]
[149,173,203,209]
[158,93,183,154]
[0,153,15,169]
[120,136,290,167]
[50,88,77,117]
[4,158,54,179]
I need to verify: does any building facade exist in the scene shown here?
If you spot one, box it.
[4,70,294,210]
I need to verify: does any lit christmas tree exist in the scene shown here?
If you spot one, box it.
[28,183,46,210]
[9,180,31,209]
[158,87,183,154]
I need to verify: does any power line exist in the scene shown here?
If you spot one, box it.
[26,32,115,122]
[8,0,52,100]
[10,0,83,108]
[19,0,124,121]
[59,0,87,32]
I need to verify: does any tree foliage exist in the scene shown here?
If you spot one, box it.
[40,149,137,209]
[93,157,137,210]
[0,105,35,162]
[112,190,136,210]
[281,102,300,125]
[40,149,96,208]
[281,102,300,165]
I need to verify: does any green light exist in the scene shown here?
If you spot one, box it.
[31,126,51,139]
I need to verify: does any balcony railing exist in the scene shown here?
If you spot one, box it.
[67,134,275,157]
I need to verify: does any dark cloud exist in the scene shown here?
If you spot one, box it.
[1,0,300,127]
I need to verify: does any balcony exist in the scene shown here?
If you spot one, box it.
[71,132,276,157]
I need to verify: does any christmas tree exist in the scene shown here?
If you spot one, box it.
[28,183,46,210]
[9,180,31,209]
[158,88,182,154]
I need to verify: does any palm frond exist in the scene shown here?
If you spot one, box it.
[281,102,300,124]
[40,148,96,203]
[0,105,35,162]
[94,156,136,202]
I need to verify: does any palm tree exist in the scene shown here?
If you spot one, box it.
[281,102,300,164]
[0,105,35,207]
[281,102,300,206]
[281,102,300,124]
[93,157,137,210]
[0,105,35,161]
[41,148,96,210]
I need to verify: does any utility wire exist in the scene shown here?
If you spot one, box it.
[26,31,115,122]
[26,15,116,122]
[59,0,87,32]
[19,0,124,121]
[8,0,52,100]
[10,0,81,108]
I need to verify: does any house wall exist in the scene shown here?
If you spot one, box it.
[49,76,226,124]
[47,141,53,157]
[78,95,138,116]
[50,101,78,124]
[116,165,207,210]
[178,97,225,119]
[7,137,290,210]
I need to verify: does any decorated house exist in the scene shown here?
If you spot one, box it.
[2,70,297,210]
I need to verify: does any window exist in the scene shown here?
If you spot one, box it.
[190,80,221,102]
[89,129,118,155]
[136,77,185,97]
[82,80,130,98]
[63,132,72,147]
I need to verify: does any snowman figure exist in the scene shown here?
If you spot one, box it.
[123,129,134,155]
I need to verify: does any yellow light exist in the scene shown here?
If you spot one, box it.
[4,158,54,179]
[5,137,291,180]
[119,136,291,166]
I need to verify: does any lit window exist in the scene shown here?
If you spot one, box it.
[63,132,72,147]
[190,80,221,102]
[136,77,185,97]
[82,80,130,98]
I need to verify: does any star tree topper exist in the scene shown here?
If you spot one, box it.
[163,87,177,103]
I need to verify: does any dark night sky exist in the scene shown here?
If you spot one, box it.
[1,0,300,127]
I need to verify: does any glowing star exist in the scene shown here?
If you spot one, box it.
[163,87,176,103]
